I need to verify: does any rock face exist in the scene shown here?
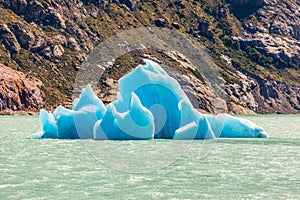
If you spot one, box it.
[236,0,300,66]
[98,51,300,114]
[235,33,300,65]
[0,23,21,53]
[0,64,44,112]
[0,0,99,53]
[252,79,300,114]
[259,0,299,40]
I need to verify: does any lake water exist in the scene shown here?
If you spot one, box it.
[0,115,299,199]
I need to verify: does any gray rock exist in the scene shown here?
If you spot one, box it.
[0,23,21,53]
[154,18,167,27]
[252,79,300,114]
[236,0,300,65]
[9,23,36,50]
[0,0,27,14]
[198,20,214,39]
[172,22,180,29]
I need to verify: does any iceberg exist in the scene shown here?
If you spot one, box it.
[204,114,268,138]
[31,59,268,140]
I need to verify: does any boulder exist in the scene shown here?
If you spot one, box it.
[0,23,21,53]
[154,18,167,27]
[9,23,36,50]
[0,64,44,111]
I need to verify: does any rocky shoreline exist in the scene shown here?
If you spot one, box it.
[0,110,38,115]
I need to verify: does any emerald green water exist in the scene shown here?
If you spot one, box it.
[0,115,299,199]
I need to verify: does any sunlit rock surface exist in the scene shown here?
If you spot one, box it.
[31,59,268,140]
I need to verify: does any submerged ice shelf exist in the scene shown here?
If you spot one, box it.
[31,59,268,140]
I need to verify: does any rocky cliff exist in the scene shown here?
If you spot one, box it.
[0,0,299,114]
[232,0,300,70]
[98,50,300,114]
[0,64,43,113]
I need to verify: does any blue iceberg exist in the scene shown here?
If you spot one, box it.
[31,59,268,140]
[204,114,268,138]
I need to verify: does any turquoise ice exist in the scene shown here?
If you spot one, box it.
[31,59,268,140]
